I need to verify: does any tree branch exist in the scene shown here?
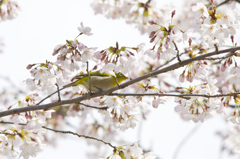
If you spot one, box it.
[154,51,187,71]
[0,131,16,135]
[203,52,235,61]
[55,83,61,102]
[87,61,92,93]
[172,40,181,63]
[79,102,109,110]
[109,92,240,98]
[217,0,240,7]
[0,47,239,118]
[42,126,115,148]
[0,121,115,149]
[36,87,65,105]
[173,124,201,159]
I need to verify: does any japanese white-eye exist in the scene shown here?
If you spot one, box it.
[63,71,128,92]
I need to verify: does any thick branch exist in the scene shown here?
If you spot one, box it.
[0,47,239,118]
[217,0,240,7]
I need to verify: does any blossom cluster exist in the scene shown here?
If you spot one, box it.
[0,94,54,159]
[65,96,142,146]
[102,143,155,159]
[23,22,156,158]
[224,124,240,154]
[0,0,19,21]
[91,0,173,34]
[174,76,223,122]
[190,2,238,49]
[145,10,186,62]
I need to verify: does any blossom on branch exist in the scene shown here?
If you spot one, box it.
[77,22,93,36]
[174,76,223,122]
[0,0,19,21]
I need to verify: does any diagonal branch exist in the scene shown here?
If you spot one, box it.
[173,124,201,159]
[36,87,65,105]
[0,47,239,118]
[154,51,187,71]
[217,0,240,7]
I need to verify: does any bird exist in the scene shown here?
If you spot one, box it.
[63,71,128,92]
[37,71,127,105]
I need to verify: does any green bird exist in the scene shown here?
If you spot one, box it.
[64,71,128,92]
[37,71,127,105]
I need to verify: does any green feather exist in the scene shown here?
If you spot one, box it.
[63,71,127,92]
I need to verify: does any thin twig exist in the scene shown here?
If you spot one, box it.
[229,104,239,108]
[42,126,115,148]
[79,102,109,110]
[0,132,16,135]
[146,0,151,4]
[173,40,181,63]
[55,83,61,102]
[173,124,200,159]
[109,92,240,98]
[214,44,219,53]
[0,47,239,118]
[0,121,26,125]
[36,87,65,105]
[113,75,121,88]
[87,61,92,93]
[203,52,235,61]
[0,121,115,149]
[154,51,187,71]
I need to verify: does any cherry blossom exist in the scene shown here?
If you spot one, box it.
[224,124,240,154]
[174,76,222,122]
[77,22,93,36]
[0,0,19,21]
[105,143,156,159]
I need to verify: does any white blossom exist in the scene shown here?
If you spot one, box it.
[78,22,93,36]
